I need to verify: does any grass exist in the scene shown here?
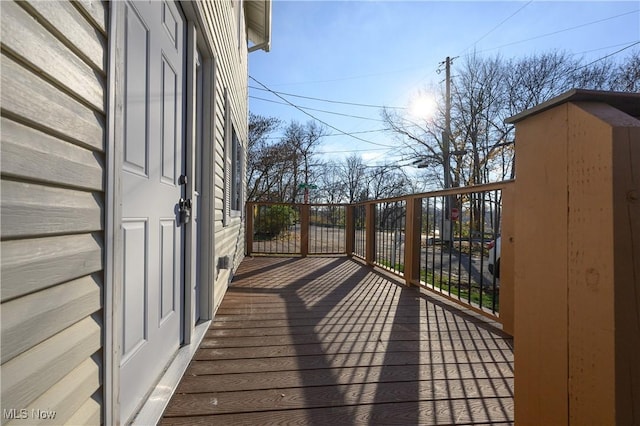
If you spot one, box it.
[377,259,499,312]
[421,270,498,311]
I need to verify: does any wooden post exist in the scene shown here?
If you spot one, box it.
[300,204,309,257]
[345,205,354,255]
[508,90,640,425]
[365,203,375,266]
[403,197,421,286]
[246,202,254,256]
[565,101,639,425]
[609,108,640,426]
[512,102,571,424]
[498,184,515,336]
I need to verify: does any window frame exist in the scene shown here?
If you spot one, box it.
[223,90,244,227]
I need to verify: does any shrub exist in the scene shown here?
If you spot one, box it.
[253,205,296,240]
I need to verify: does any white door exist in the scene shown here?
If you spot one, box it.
[120,1,185,423]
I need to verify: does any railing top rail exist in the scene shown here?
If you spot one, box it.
[246,201,351,208]
[247,180,515,209]
[353,180,515,206]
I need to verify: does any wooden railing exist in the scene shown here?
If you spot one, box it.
[246,180,515,328]
[246,202,350,256]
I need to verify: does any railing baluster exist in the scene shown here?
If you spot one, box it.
[365,203,375,266]
[479,191,487,305]
[456,198,462,299]
[447,199,453,295]
[431,197,437,288]
[467,193,474,302]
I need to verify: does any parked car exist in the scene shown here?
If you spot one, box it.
[488,237,501,278]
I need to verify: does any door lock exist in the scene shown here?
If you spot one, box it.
[178,198,192,225]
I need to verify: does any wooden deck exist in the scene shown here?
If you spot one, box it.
[161,256,514,425]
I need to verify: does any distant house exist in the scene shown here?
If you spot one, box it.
[0,1,271,424]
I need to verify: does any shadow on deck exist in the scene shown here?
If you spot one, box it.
[161,256,514,425]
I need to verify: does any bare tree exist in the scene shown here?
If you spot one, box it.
[247,113,281,201]
[339,154,368,203]
[281,121,327,202]
[381,98,448,191]
[317,161,342,204]
[249,50,638,205]
[382,49,640,190]
[451,54,510,186]
[610,50,640,92]
[247,117,327,203]
[365,164,411,201]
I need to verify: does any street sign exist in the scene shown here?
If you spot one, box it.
[298,183,318,190]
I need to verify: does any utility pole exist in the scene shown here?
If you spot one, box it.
[443,56,452,191]
[442,56,453,246]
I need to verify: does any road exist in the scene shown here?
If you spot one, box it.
[251,225,499,290]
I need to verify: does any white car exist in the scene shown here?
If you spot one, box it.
[487,237,501,278]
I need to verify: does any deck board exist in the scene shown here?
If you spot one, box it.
[161,256,514,425]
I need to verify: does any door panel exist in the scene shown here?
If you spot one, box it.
[122,220,147,360]
[160,219,176,321]
[120,1,185,423]
[123,8,148,176]
[162,2,178,45]
[161,58,178,184]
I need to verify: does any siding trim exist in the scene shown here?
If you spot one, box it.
[103,2,120,425]
[179,0,218,326]
[183,20,197,347]
[201,50,217,321]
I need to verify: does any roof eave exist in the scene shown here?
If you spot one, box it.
[505,89,640,124]
[246,0,272,53]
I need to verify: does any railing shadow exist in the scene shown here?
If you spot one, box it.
[278,256,369,424]
[231,256,513,423]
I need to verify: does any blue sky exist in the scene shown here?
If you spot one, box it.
[248,1,640,166]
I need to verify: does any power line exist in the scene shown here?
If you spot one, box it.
[318,146,394,154]
[254,9,638,92]
[261,128,393,140]
[572,40,640,72]
[262,66,422,87]
[249,95,387,122]
[325,128,391,136]
[249,75,397,148]
[318,159,408,169]
[573,40,640,57]
[472,9,640,55]
[399,8,640,98]
[458,1,533,56]
[249,86,405,109]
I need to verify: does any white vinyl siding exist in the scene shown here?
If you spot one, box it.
[0,1,106,424]
[1,0,255,421]
[198,0,248,312]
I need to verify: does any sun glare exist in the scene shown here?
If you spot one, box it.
[408,94,437,121]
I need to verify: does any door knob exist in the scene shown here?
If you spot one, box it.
[178,198,192,225]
